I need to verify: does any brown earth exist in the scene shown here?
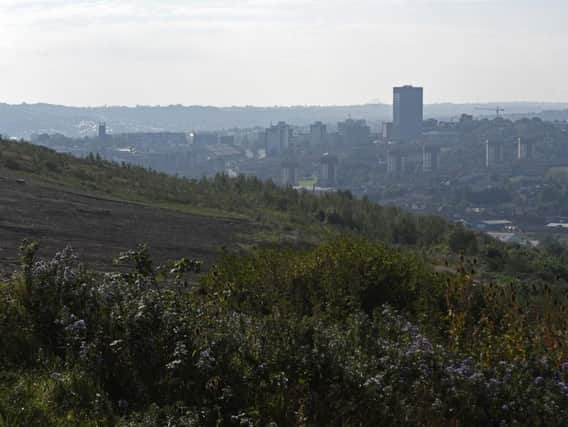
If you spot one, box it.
[0,174,253,276]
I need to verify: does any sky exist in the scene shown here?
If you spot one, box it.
[0,0,566,106]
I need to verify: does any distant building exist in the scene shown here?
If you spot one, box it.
[310,121,327,145]
[189,143,242,176]
[486,140,504,168]
[487,232,531,245]
[190,132,219,145]
[220,135,235,145]
[325,131,341,145]
[337,118,370,145]
[292,133,311,146]
[421,130,461,145]
[387,150,406,176]
[546,222,568,230]
[393,85,423,142]
[422,118,438,132]
[203,143,242,160]
[265,122,292,156]
[382,122,393,140]
[281,159,298,186]
[98,122,107,139]
[114,132,188,148]
[477,219,514,232]
[320,153,338,187]
[517,137,535,160]
[422,145,440,172]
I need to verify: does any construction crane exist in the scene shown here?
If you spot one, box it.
[475,106,505,118]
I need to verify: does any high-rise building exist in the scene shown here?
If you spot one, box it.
[393,85,423,142]
[190,131,219,145]
[98,122,107,139]
[486,140,504,168]
[281,159,298,186]
[517,137,535,160]
[310,121,327,145]
[387,150,407,176]
[382,122,393,141]
[266,122,292,156]
[422,145,440,172]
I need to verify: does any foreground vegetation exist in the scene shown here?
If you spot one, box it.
[1,239,568,426]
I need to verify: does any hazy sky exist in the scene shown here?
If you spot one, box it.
[0,0,566,106]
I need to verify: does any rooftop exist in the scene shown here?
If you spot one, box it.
[482,220,512,225]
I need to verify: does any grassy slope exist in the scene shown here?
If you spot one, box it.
[0,140,438,243]
[0,140,339,272]
[0,140,333,238]
[1,139,567,286]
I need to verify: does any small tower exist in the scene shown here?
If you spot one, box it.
[98,122,107,139]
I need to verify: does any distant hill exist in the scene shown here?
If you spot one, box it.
[2,102,568,138]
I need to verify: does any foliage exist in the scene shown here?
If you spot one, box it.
[448,226,479,255]
[2,240,568,425]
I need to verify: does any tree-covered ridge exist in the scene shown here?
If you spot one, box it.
[2,138,568,284]
[1,240,568,426]
[0,139,447,242]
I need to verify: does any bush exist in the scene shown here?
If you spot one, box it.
[449,226,479,255]
[1,240,568,425]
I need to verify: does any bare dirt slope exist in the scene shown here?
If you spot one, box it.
[0,175,252,275]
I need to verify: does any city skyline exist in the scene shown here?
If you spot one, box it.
[1,0,568,106]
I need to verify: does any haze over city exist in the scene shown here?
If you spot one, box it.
[1,0,568,106]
